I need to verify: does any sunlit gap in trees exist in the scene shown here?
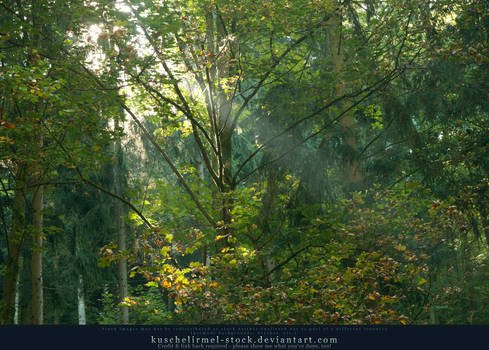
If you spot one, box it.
[80,24,105,72]
[115,0,132,14]
[80,1,149,153]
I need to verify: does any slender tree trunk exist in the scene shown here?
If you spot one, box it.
[77,274,86,325]
[474,205,489,269]
[199,162,211,266]
[218,123,234,228]
[262,163,279,283]
[30,0,44,325]
[102,20,129,324]
[74,226,87,325]
[198,6,236,232]
[113,120,129,324]
[118,209,129,324]
[54,310,59,325]
[20,243,32,324]
[14,268,20,324]
[327,3,363,183]
[430,307,437,324]
[0,165,26,324]
[216,14,236,231]
[31,160,44,324]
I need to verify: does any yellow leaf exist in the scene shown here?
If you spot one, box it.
[368,291,380,300]
[395,244,406,251]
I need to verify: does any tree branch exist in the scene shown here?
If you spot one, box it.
[127,0,222,193]
[236,67,402,184]
[121,103,217,227]
[265,245,311,277]
[40,119,154,229]
[230,34,308,132]
[233,65,401,184]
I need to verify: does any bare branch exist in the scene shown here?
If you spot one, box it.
[230,35,308,132]
[82,176,154,229]
[236,67,402,184]
[233,65,399,184]
[265,245,311,277]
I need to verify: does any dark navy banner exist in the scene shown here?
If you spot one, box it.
[0,325,486,349]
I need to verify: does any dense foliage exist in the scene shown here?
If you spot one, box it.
[1,0,488,325]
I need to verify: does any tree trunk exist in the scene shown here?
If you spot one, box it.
[218,123,234,229]
[31,166,44,324]
[20,241,32,324]
[14,268,20,325]
[262,163,279,283]
[327,4,363,184]
[430,306,437,324]
[77,274,86,325]
[113,120,129,324]
[117,209,129,324]
[199,162,211,266]
[0,165,26,324]
[216,13,236,231]
[30,0,44,325]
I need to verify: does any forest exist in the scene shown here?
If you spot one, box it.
[0,0,488,325]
